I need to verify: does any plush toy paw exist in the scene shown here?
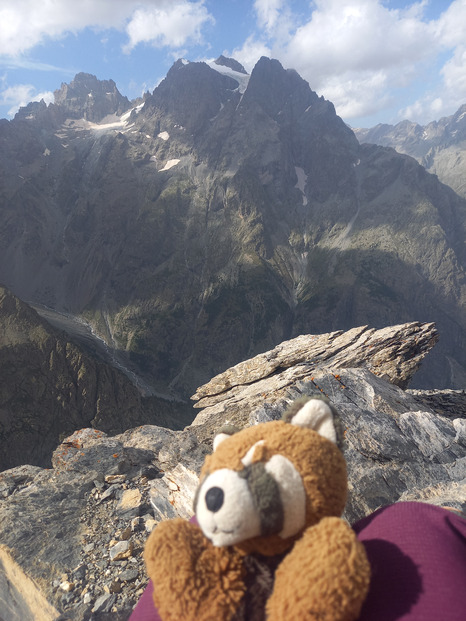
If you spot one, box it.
[267,517,371,620]
[144,518,246,621]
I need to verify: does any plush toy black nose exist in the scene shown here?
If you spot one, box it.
[205,486,224,512]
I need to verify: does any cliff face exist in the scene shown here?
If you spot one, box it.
[0,286,191,471]
[1,58,466,395]
[0,322,464,620]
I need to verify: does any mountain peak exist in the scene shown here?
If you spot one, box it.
[54,72,130,122]
[149,59,242,133]
[214,55,247,75]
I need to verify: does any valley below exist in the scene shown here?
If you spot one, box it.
[31,304,163,398]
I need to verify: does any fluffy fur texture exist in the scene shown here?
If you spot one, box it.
[144,396,370,620]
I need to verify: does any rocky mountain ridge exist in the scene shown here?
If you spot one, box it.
[1,56,466,399]
[354,103,466,198]
[0,286,192,471]
[0,322,465,620]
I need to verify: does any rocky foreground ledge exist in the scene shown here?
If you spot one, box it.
[1,322,465,620]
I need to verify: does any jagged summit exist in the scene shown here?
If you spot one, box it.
[214,55,248,74]
[146,57,241,133]
[53,71,131,122]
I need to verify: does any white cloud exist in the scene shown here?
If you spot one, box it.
[0,83,54,116]
[123,1,213,52]
[230,36,272,72]
[228,0,466,123]
[286,1,434,77]
[0,0,213,57]
[322,70,392,121]
[394,1,466,122]
[254,0,285,33]
[278,0,439,121]
[399,44,466,123]
[0,0,126,56]
[435,0,466,47]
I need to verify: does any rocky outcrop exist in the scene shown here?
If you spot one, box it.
[53,73,131,122]
[191,321,438,415]
[0,286,192,471]
[0,322,465,619]
[214,55,248,74]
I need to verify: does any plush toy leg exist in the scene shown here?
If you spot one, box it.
[266,517,370,621]
[144,518,246,621]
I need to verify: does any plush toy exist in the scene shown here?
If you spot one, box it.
[144,396,371,620]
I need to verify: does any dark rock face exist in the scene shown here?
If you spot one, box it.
[354,103,466,198]
[1,57,466,396]
[214,55,248,74]
[0,286,192,471]
[53,72,131,122]
[0,323,464,619]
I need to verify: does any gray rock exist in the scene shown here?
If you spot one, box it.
[1,322,465,618]
[189,322,438,431]
[109,541,133,562]
[92,593,117,614]
[119,568,139,582]
[192,322,437,403]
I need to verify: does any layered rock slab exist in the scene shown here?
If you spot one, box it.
[191,321,438,427]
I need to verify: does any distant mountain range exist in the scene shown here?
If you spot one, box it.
[1,55,466,419]
[354,104,466,198]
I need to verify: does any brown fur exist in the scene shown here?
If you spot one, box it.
[267,517,371,620]
[145,519,246,620]
[144,417,370,620]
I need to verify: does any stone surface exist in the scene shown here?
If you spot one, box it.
[191,321,438,426]
[109,541,133,562]
[0,322,465,619]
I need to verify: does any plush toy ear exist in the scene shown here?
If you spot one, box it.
[283,396,337,443]
[212,424,241,451]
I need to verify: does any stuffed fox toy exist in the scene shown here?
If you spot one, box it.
[144,396,371,620]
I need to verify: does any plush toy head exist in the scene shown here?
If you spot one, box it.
[194,396,348,556]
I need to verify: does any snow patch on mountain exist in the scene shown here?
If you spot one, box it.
[159,159,180,171]
[207,60,250,94]
[294,167,308,206]
[121,103,144,122]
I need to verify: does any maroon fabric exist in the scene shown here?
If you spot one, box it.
[129,502,466,620]
[128,580,161,621]
[354,502,466,621]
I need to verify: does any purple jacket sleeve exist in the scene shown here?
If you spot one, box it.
[353,501,466,621]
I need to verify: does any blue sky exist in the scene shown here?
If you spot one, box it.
[1,0,465,127]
